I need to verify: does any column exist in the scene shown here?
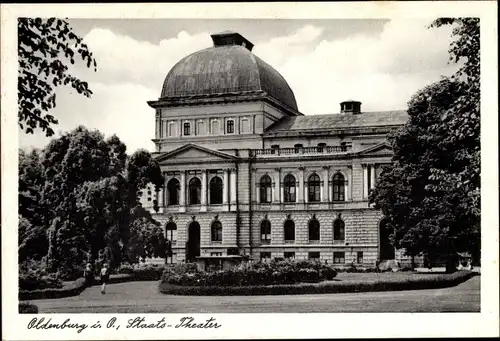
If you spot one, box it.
[271,182,275,204]
[304,182,309,203]
[161,173,167,208]
[201,170,207,211]
[363,165,369,199]
[255,183,260,203]
[179,171,186,212]
[346,166,352,201]
[230,169,237,204]
[155,116,160,139]
[223,169,229,204]
[297,167,304,203]
[274,168,281,203]
[370,164,376,190]
[322,167,329,202]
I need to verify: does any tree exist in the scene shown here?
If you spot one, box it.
[18,148,45,226]
[18,18,97,137]
[33,126,164,275]
[370,18,480,272]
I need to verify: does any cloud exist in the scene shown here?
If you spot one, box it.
[20,20,459,152]
[254,19,457,114]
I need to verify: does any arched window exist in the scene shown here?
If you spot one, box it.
[333,219,345,243]
[211,221,222,242]
[260,175,272,203]
[317,143,326,152]
[308,219,320,242]
[166,222,177,243]
[308,174,321,202]
[283,174,296,203]
[167,178,180,205]
[294,143,303,153]
[260,219,271,242]
[189,177,201,205]
[209,176,223,205]
[332,173,345,202]
[284,219,295,242]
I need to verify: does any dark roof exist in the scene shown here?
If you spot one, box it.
[266,110,408,132]
[160,44,298,112]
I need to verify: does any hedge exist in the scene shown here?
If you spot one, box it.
[158,270,478,296]
[19,278,87,301]
[19,302,39,314]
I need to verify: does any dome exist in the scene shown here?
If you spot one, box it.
[160,31,298,112]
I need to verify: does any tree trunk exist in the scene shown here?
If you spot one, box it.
[445,255,457,273]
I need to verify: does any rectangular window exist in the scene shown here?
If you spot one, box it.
[357,252,364,264]
[241,118,250,133]
[260,252,271,261]
[211,120,220,134]
[211,252,222,256]
[284,252,295,259]
[183,122,190,136]
[308,252,320,260]
[168,122,177,137]
[333,252,345,264]
[197,121,205,135]
[226,120,234,134]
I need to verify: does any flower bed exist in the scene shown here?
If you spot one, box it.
[159,270,477,296]
[161,260,337,287]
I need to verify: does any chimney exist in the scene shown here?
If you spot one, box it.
[210,31,254,51]
[340,100,362,114]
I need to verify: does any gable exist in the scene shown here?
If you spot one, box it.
[356,142,394,156]
[155,144,238,165]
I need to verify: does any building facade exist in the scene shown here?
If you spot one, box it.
[140,31,409,266]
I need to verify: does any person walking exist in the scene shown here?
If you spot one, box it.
[84,263,94,287]
[100,263,109,294]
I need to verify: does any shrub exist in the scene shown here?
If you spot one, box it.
[116,263,134,274]
[19,272,63,291]
[161,260,337,287]
[19,302,38,313]
[132,263,165,280]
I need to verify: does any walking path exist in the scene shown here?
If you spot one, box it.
[33,276,480,313]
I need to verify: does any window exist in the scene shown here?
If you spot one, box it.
[357,251,364,264]
[226,120,234,134]
[211,221,223,242]
[189,177,201,205]
[241,118,250,133]
[209,176,223,205]
[166,222,177,244]
[271,144,280,155]
[332,173,345,202]
[260,219,271,242]
[167,179,180,205]
[317,143,326,152]
[334,252,345,264]
[283,174,296,203]
[333,219,345,243]
[284,219,295,243]
[197,120,205,135]
[211,252,222,256]
[211,120,220,134]
[308,174,321,202]
[294,143,303,153]
[183,122,191,136]
[308,219,320,242]
[168,122,177,137]
[260,252,271,261]
[284,252,295,259]
[260,175,272,203]
[309,252,320,260]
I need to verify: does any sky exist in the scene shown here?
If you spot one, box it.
[19,19,459,153]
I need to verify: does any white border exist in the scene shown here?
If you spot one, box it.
[1,2,498,339]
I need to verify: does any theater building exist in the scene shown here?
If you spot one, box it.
[140,31,409,266]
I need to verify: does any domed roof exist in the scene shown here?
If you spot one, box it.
[160,32,298,112]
